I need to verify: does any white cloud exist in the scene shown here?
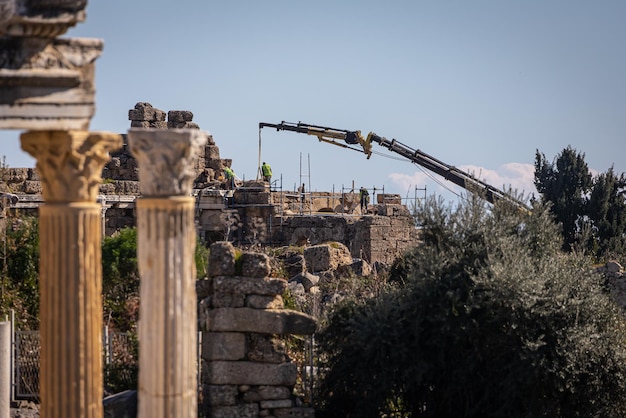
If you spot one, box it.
[459,163,537,196]
[388,162,537,203]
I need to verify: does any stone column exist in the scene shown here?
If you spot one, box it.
[20,130,123,418]
[128,129,208,418]
[0,322,9,418]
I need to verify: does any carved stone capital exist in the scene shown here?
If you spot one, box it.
[128,129,208,197]
[0,0,86,38]
[0,37,103,130]
[20,130,123,203]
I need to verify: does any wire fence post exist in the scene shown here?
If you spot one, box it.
[103,325,110,381]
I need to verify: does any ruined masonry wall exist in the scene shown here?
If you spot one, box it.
[197,242,316,418]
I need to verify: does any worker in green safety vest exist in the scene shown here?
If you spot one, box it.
[224,166,235,190]
[261,161,272,183]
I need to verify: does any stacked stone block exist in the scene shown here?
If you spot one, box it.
[167,110,200,129]
[198,242,316,418]
[356,213,420,265]
[1,168,40,194]
[128,102,167,129]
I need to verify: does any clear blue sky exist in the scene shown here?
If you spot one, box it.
[2,1,625,204]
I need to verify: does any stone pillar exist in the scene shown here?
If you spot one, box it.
[127,129,208,418]
[0,322,9,418]
[20,130,123,418]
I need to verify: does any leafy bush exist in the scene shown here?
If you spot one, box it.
[102,228,139,331]
[316,195,626,417]
[0,217,40,329]
[102,227,210,331]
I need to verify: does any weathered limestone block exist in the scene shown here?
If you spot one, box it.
[205,144,221,160]
[205,385,238,407]
[233,190,271,205]
[168,110,194,122]
[284,254,306,278]
[206,308,316,335]
[21,180,41,194]
[376,193,402,204]
[246,294,283,309]
[261,399,293,409]
[289,272,319,292]
[242,385,291,403]
[304,242,353,272]
[209,404,259,418]
[377,203,411,217]
[241,252,272,278]
[4,168,28,183]
[0,38,103,130]
[208,242,237,277]
[130,120,167,129]
[211,289,245,308]
[207,361,297,386]
[98,180,141,196]
[107,180,140,195]
[128,102,166,122]
[273,407,316,418]
[202,332,246,361]
[196,278,212,300]
[247,334,287,363]
[287,281,306,297]
[353,259,372,276]
[213,276,286,298]
[168,121,200,129]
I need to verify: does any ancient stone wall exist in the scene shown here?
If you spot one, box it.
[1,101,420,263]
[353,204,420,265]
[198,242,316,418]
[269,206,419,266]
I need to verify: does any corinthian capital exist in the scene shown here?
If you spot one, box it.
[128,129,208,197]
[20,130,123,202]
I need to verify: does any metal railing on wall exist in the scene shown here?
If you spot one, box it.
[11,324,141,400]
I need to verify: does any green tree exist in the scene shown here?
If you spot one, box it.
[316,196,626,417]
[102,227,139,331]
[587,166,626,258]
[534,146,592,251]
[102,227,210,330]
[0,217,40,329]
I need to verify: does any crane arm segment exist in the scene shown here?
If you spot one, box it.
[259,121,372,156]
[259,121,530,211]
[366,133,530,210]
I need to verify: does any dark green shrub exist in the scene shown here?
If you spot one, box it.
[0,216,40,329]
[316,196,626,417]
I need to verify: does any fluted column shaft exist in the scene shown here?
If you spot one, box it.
[128,128,208,418]
[39,203,102,417]
[136,197,197,418]
[20,130,122,418]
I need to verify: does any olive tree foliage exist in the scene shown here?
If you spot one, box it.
[315,195,626,418]
[102,226,210,331]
